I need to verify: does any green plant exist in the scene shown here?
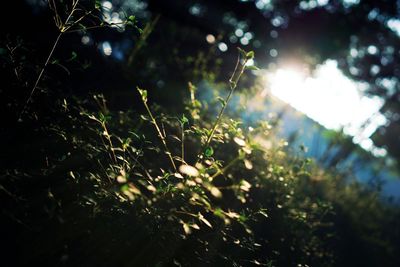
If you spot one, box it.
[18,0,140,121]
[2,3,400,266]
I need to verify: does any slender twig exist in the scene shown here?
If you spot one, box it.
[201,51,249,154]
[210,155,242,180]
[139,89,177,172]
[18,32,63,121]
[17,0,125,121]
[127,14,160,66]
[61,0,80,32]
[17,0,82,121]
[181,123,185,163]
[64,10,94,31]
[101,122,117,164]
[64,22,127,33]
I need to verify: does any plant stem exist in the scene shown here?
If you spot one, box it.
[18,32,63,121]
[143,101,177,172]
[101,122,117,164]
[210,155,242,180]
[203,54,248,150]
[181,123,185,163]
[127,14,160,66]
[17,0,81,121]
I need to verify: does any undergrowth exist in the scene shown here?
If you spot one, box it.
[0,1,399,267]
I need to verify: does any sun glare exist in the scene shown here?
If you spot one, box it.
[266,60,387,156]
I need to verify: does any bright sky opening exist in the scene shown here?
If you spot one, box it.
[266,60,388,157]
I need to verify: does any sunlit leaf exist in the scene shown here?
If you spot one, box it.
[191,223,200,230]
[246,51,255,59]
[183,223,191,235]
[240,180,252,192]
[69,171,76,180]
[147,184,157,192]
[174,172,184,179]
[204,146,214,157]
[233,137,246,146]
[210,186,222,198]
[198,213,212,228]
[116,175,127,183]
[214,208,226,219]
[259,210,269,219]
[245,65,259,71]
[244,159,253,170]
[137,87,148,103]
[179,164,199,177]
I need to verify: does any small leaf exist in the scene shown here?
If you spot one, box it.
[69,171,76,180]
[244,159,253,170]
[259,210,269,219]
[128,15,136,22]
[179,164,199,177]
[137,87,148,103]
[246,51,255,59]
[183,223,191,235]
[245,65,259,71]
[70,51,77,61]
[140,114,149,121]
[233,137,246,146]
[198,213,212,228]
[217,96,226,107]
[181,114,189,124]
[147,184,157,192]
[210,186,222,198]
[95,0,101,9]
[204,146,214,157]
[174,173,184,179]
[117,175,127,183]
[214,208,226,219]
[191,223,200,230]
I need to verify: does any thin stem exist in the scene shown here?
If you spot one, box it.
[210,155,241,180]
[62,0,80,32]
[143,101,177,172]
[181,123,185,163]
[127,14,160,66]
[204,84,234,148]
[64,22,127,33]
[18,32,63,121]
[64,10,94,32]
[202,55,248,150]
[18,0,81,121]
[101,122,117,164]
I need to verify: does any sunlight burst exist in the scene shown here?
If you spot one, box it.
[266,60,387,156]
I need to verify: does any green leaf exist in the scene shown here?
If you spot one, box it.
[181,114,189,124]
[128,15,136,22]
[137,87,148,103]
[217,97,226,107]
[245,65,259,71]
[95,0,101,9]
[214,208,226,219]
[140,115,149,121]
[204,146,214,157]
[246,51,255,59]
